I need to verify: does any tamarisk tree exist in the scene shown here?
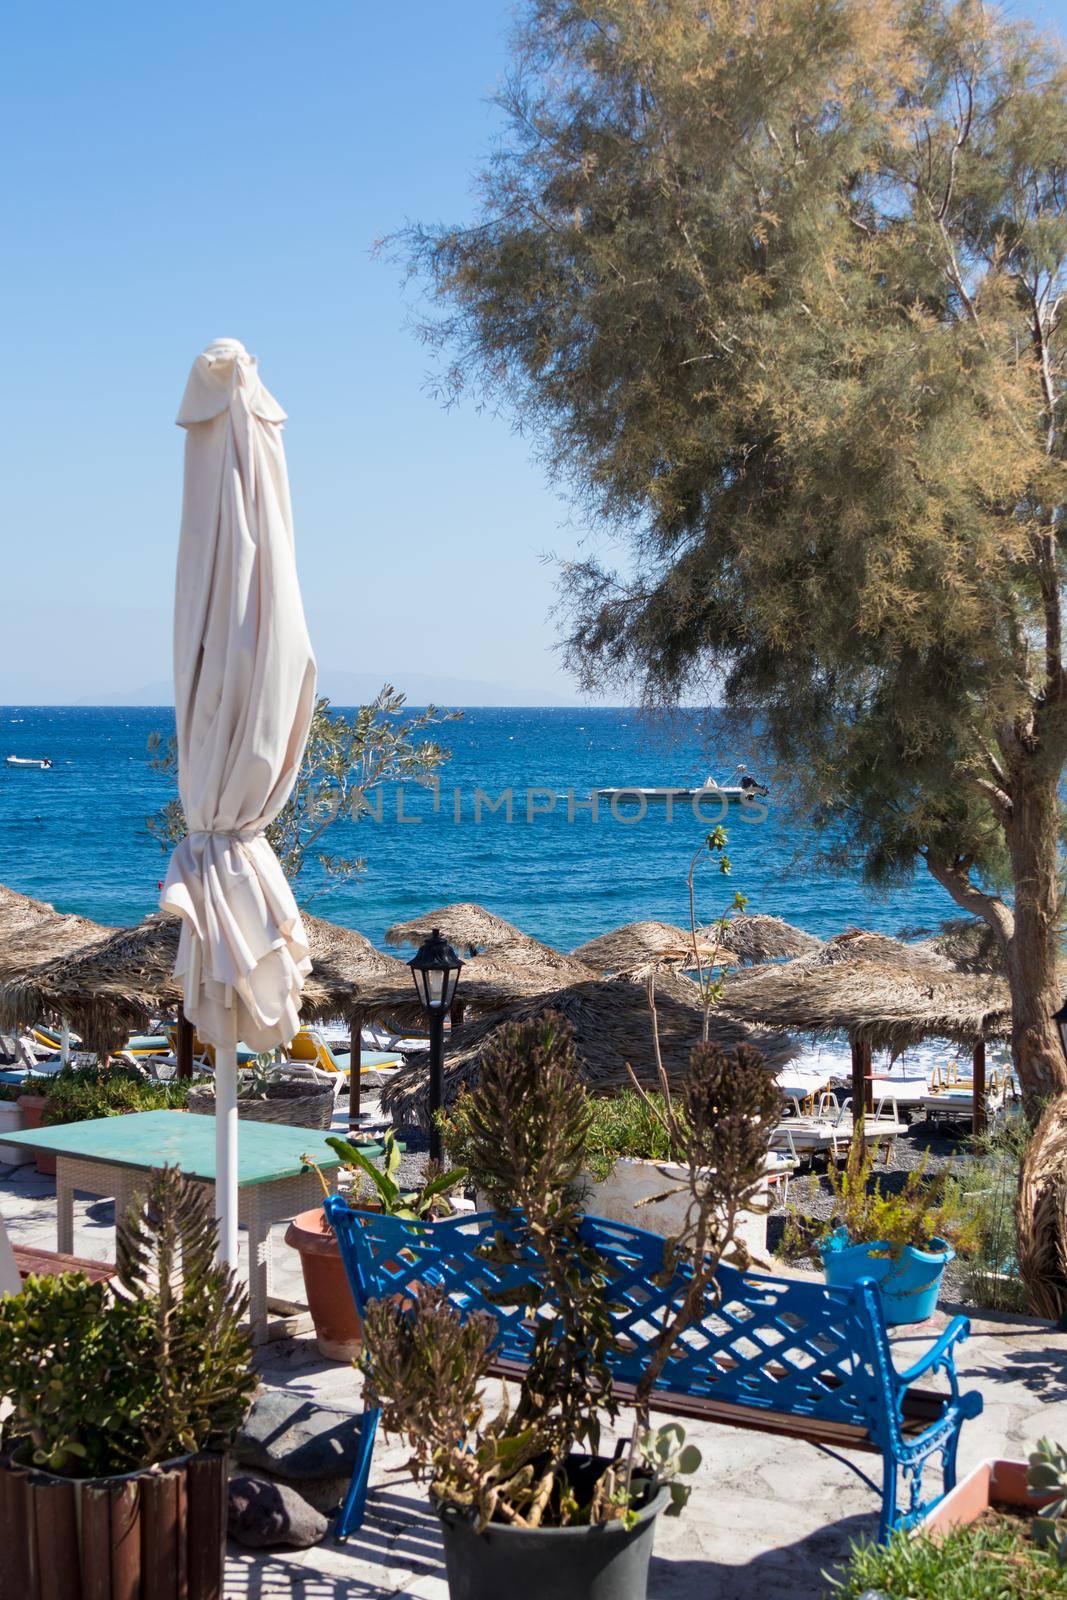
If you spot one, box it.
[401,0,1067,1310]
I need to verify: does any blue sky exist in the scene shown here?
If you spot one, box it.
[1,0,1065,706]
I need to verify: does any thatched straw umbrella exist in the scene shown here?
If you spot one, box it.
[0,883,113,980]
[381,969,797,1131]
[0,883,114,1058]
[385,902,536,956]
[724,913,823,964]
[573,920,738,974]
[0,910,426,1064]
[384,901,595,1019]
[0,904,570,1119]
[719,932,1011,1135]
[921,917,1004,976]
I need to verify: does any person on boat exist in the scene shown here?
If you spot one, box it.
[736,765,769,798]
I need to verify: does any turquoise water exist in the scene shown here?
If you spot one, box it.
[0,706,958,950]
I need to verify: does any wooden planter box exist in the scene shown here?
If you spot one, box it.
[918,1458,1051,1537]
[0,1449,228,1600]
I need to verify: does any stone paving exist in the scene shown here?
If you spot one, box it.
[3,1154,1066,1598]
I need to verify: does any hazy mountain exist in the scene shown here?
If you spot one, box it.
[70,667,588,709]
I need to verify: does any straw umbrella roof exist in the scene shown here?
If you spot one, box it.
[0,905,564,1053]
[719,932,1011,1051]
[921,917,1004,976]
[381,969,798,1130]
[385,900,595,993]
[385,902,533,956]
[0,911,427,1052]
[0,883,114,986]
[572,920,738,975]
[723,913,823,964]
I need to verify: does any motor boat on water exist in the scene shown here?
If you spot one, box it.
[596,766,770,807]
[5,755,52,769]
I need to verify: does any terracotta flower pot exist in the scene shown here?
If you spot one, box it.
[918,1458,1052,1536]
[284,1207,362,1361]
[0,1100,32,1166]
[16,1095,55,1176]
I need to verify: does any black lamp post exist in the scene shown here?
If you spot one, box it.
[1054,998,1067,1066]
[408,928,464,1162]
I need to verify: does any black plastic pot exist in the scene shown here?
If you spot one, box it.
[434,1456,669,1600]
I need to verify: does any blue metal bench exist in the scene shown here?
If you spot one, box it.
[324,1196,982,1543]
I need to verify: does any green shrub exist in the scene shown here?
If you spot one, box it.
[830,1522,1067,1598]
[781,1139,979,1264]
[0,1082,23,1103]
[942,1115,1030,1313]
[440,1087,688,1185]
[41,1067,189,1127]
[0,1167,254,1477]
[583,1090,688,1182]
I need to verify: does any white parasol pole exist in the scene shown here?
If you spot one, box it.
[215,1045,239,1265]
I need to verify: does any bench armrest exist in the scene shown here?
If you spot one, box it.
[892,1315,970,1388]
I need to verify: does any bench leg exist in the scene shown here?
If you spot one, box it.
[335,1408,380,1539]
[878,1454,899,1544]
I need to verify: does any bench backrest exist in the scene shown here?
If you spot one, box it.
[325,1199,890,1434]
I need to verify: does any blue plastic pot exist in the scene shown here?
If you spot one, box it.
[819,1227,954,1324]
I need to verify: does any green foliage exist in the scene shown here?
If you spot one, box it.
[582,1090,684,1182]
[325,1130,466,1220]
[41,1067,189,1127]
[148,688,460,897]
[0,1167,254,1477]
[784,1139,979,1261]
[632,1423,701,1519]
[945,1115,1031,1312]
[398,0,1067,1118]
[362,1013,771,1529]
[833,1140,979,1255]
[831,1522,1067,1599]
[0,1082,24,1103]
[1030,1438,1067,1563]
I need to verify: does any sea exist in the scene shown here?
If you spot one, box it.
[0,705,960,954]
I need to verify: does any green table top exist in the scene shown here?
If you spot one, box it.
[2,1110,374,1187]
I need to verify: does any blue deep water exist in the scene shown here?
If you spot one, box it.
[0,706,959,950]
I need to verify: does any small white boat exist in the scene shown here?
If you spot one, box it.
[5,755,52,769]
[596,770,769,807]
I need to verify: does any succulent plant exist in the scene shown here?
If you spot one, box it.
[1029,1438,1067,1561]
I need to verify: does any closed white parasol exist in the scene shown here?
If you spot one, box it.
[161,338,316,1264]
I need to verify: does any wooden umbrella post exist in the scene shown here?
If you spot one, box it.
[850,1038,869,1151]
[972,1039,987,1138]
[176,1011,195,1081]
[348,1007,365,1134]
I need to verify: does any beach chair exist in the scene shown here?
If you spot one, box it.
[286,1026,345,1076]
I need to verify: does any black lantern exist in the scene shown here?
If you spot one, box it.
[409,929,464,1160]
[1054,998,1067,1065]
[408,928,463,1013]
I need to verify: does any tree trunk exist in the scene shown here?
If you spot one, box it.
[1003,773,1066,1113]
[1003,772,1067,1318]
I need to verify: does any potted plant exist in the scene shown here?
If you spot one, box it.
[285,1131,466,1360]
[187,1055,337,1130]
[811,1140,975,1323]
[25,1066,190,1177]
[0,1165,255,1598]
[444,1085,775,1261]
[360,1014,778,1600]
[0,1082,32,1166]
